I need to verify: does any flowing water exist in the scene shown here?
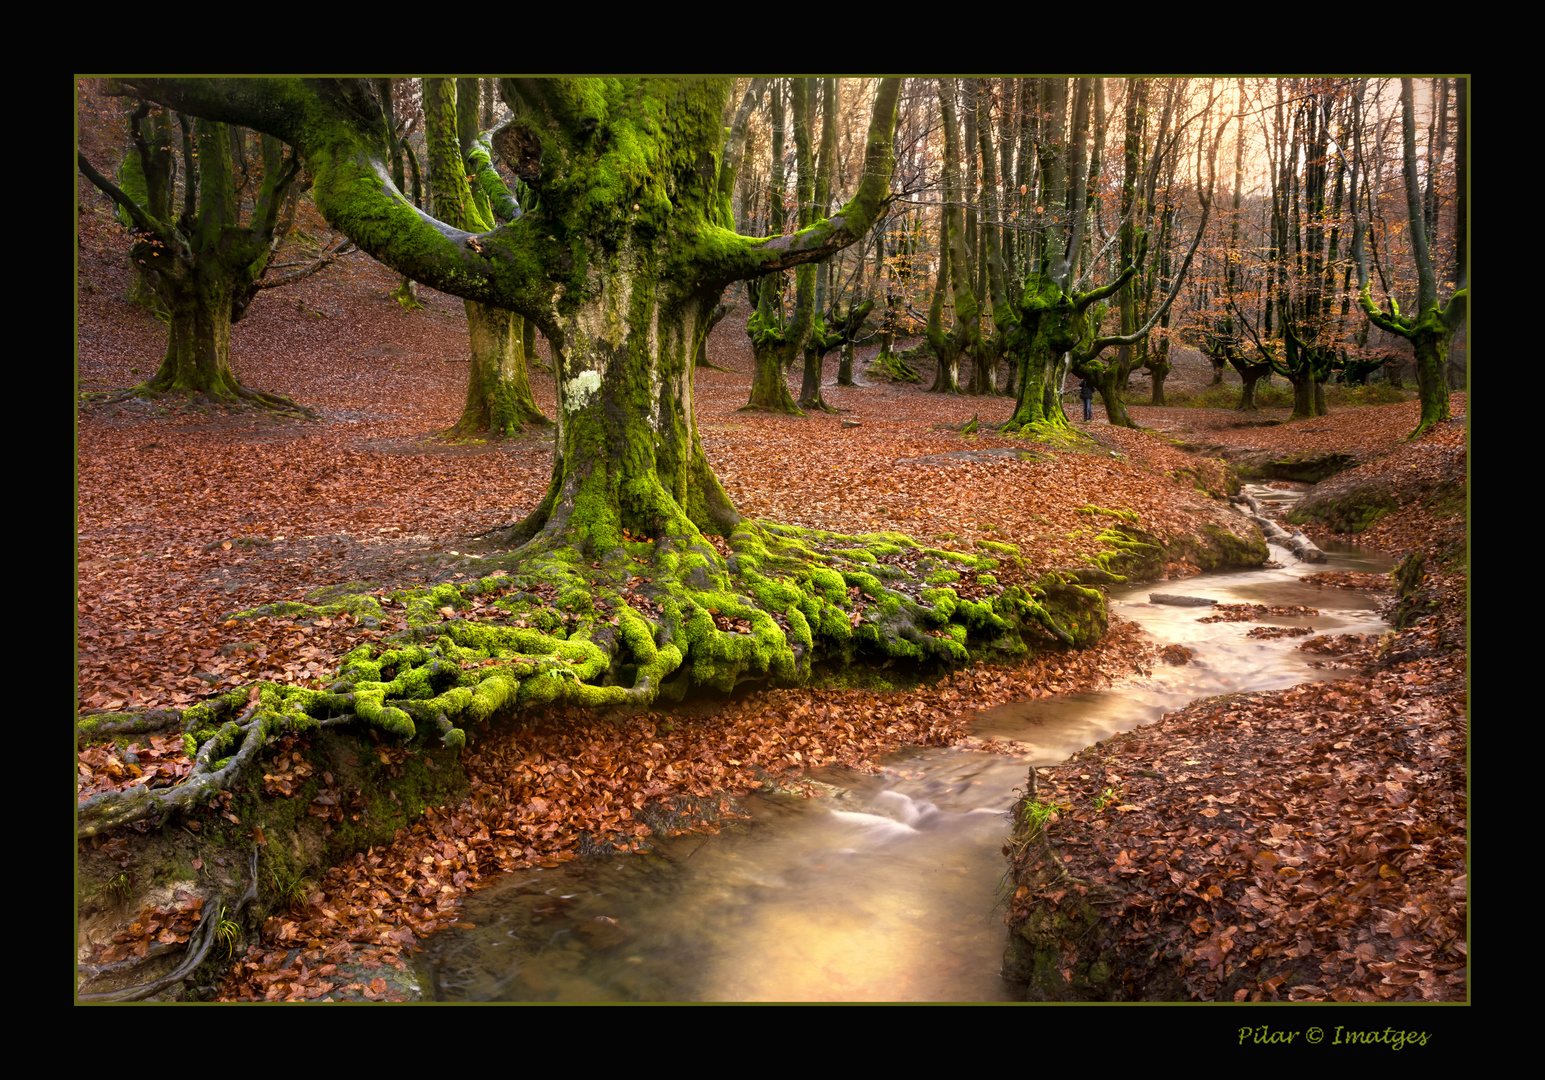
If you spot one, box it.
[412,489,1392,1001]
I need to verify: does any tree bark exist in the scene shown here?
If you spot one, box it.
[798,79,840,413]
[743,80,806,415]
[123,77,930,704]
[928,79,979,396]
[80,110,312,415]
[426,78,549,438]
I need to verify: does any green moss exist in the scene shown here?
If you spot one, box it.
[229,584,389,629]
[868,351,921,383]
[1076,505,1139,525]
[920,586,958,619]
[974,538,1022,561]
[1286,493,1395,535]
[841,570,884,596]
[1195,523,1269,569]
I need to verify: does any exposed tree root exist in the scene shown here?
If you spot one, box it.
[228,382,320,419]
[77,695,352,838]
[797,391,838,414]
[77,709,183,747]
[77,519,1115,840]
[80,383,319,421]
[77,849,258,1002]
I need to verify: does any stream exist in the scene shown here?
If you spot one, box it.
[410,487,1392,1001]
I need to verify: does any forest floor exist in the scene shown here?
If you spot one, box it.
[75,200,1468,1002]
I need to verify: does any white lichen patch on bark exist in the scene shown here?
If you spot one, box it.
[563,369,602,409]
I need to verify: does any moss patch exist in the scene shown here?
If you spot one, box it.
[1231,450,1359,484]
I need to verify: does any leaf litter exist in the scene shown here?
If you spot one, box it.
[77,188,1466,1001]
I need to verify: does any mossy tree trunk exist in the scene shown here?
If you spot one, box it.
[804,298,873,403]
[925,243,963,394]
[451,302,547,439]
[797,339,831,409]
[1149,336,1171,405]
[1112,79,1148,420]
[1270,318,1333,421]
[501,250,742,552]
[837,340,855,386]
[1237,81,1365,426]
[426,78,549,438]
[833,221,877,388]
[1003,276,1105,430]
[832,258,876,387]
[968,79,1011,396]
[79,110,314,415]
[155,271,239,396]
[1000,78,1216,433]
[1354,78,1467,439]
[1146,157,1178,406]
[742,80,808,415]
[999,81,1100,433]
[694,302,735,369]
[927,79,982,397]
[796,79,841,414]
[744,296,806,414]
[1207,81,1258,409]
[1082,79,1179,428]
[1236,362,1269,410]
[112,102,174,317]
[1090,366,1135,428]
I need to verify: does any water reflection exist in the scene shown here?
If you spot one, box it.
[415,525,1391,1002]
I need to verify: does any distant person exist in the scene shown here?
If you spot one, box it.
[1078,376,1095,422]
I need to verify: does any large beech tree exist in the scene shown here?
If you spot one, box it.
[78,101,321,415]
[742,78,816,415]
[125,79,890,539]
[987,79,1220,432]
[80,77,1103,809]
[925,79,981,396]
[422,78,549,438]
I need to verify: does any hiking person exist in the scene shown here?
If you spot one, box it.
[1078,375,1095,422]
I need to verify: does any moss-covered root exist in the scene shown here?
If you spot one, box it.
[77,523,1116,839]
[79,686,354,839]
[89,381,320,421]
[350,519,1103,718]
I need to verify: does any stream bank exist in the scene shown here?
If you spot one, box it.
[1001,535,1467,1001]
[77,448,1269,1001]
[404,523,1400,1001]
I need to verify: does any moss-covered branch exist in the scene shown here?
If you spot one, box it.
[700,79,900,286]
[122,78,560,325]
[78,150,177,247]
